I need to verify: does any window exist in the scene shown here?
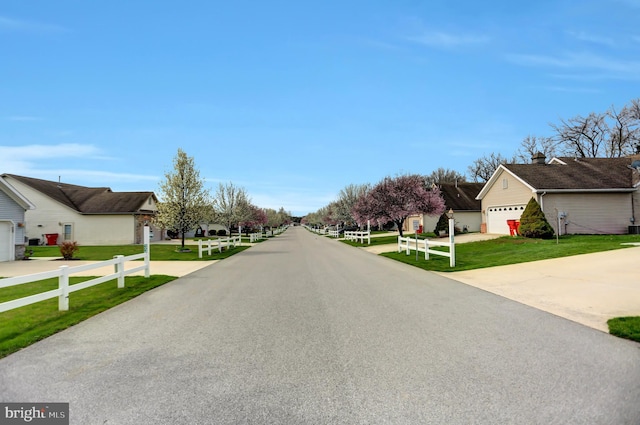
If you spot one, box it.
[63,223,73,241]
[502,178,508,189]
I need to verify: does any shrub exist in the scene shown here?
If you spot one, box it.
[208,230,216,236]
[59,241,80,260]
[518,197,555,239]
[434,213,449,235]
[217,229,227,236]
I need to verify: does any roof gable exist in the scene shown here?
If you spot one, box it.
[436,182,484,211]
[477,157,637,199]
[0,176,35,210]
[5,174,156,214]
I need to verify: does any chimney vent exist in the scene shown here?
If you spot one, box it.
[532,152,546,164]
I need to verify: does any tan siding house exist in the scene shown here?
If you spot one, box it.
[403,183,484,234]
[476,155,640,235]
[3,174,160,245]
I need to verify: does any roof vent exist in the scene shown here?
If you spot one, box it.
[531,152,546,164]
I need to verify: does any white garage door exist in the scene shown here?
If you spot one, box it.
[487,205,526,234]
[0,222,12,262]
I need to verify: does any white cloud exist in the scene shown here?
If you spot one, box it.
[0,143,104,160]
[0,15,68,33]
[566,31,616,47]
[507,51,640,79]
[407,31,490,48]
[5,116,41,121]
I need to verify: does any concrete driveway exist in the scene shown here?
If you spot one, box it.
[360,233,640,332]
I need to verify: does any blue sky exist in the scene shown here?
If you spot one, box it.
[1,0,639,216]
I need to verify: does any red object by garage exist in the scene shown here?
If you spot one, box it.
[44,233,59,245]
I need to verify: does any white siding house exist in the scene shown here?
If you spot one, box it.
[3,174,159,245]
[0,176,36,261]
[477,155,640,235]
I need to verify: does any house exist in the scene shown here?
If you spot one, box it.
[0,176,36,261]
[3,174,161,245]
[476,153,640,235]
[403,182,484,234]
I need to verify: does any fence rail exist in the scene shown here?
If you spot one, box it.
[198,236,242,258]
[0,253,149,313]
[397,235,456,267]
[0,227,151,313]
[344,231,371,244]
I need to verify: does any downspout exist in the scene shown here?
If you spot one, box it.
[539,191,547,211]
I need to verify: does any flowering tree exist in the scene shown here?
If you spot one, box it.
[239,204,268,233]
[156,149,210,250]
[352,174,445,236]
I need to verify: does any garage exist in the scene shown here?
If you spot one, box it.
[486,205,526,234]
[0,221,13,262]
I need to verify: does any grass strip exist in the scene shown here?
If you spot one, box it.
[375,234,639,272]
[0,275,176,358]
[27,244,250,261]
[607,317,640,343]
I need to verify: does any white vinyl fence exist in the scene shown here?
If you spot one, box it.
[0,227,151,313]
[397,235,456,267]
[198,236,242,258]
[344,231,371,244]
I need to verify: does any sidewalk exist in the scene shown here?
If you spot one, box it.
[0,258,213,278]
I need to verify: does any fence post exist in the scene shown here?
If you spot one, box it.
[59,265,69,311]
[449,218,455,267]
[115,255,125,288]
[218,239,222,253]
[425,239,430,260]
[198,239,203,259]
[144,225,150,278]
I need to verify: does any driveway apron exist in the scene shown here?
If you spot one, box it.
[1,227,639,424]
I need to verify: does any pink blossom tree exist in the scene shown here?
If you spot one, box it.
[352,174,445,236]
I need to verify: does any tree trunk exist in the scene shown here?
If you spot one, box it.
[396,220,404,237]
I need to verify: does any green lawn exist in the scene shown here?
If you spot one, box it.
[607,317,640,343]
[371,234,640,272]
[27,243,250,261]
[0,275,176,358]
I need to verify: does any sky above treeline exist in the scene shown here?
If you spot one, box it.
[1,0,639,216]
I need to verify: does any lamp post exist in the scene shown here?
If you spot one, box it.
[446,208,456,267]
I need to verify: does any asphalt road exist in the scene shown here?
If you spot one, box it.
[1,227,639,424]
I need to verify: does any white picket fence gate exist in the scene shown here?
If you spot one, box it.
[0,227,151,313]
[397,235,456,267]
[344,231,371,244]
[198,236,242,258]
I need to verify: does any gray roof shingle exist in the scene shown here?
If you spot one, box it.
[503,157,636,190]
[5,174,155,214]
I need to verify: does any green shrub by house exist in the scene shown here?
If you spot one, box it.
[518,197,555,239]
[434,213,449,234]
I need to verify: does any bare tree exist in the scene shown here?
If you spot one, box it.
[425,168,466,185]
[607,103,640,157]
[156,149,210,250]
[550,112,609,158]
[514,135,558,163]
[467,152,511,182]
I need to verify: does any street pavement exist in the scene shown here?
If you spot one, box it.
[360,233,640,332]
[1,226,639,424]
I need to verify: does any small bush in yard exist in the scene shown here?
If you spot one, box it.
[434,213,449,235]
[59,241,80,260]
[217,229,227,236]
[518,197,555,239]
